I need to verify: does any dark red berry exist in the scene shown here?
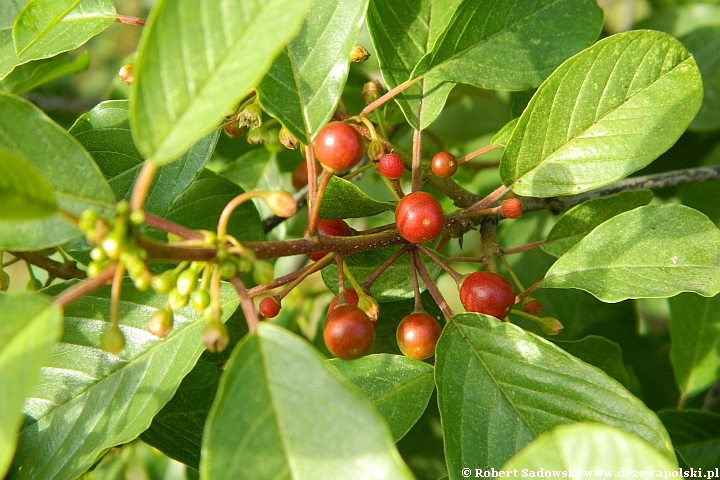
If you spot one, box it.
[459,271,516,319]
[327,288,360,314]
[309,219,354,261]
[501,198,522,219]
[378,153,405,179]
[522,299,543,316]
[323,304,375,360]
[396,312,443,360]
[430,151,457,178]
[291,161,320,190]
[395,192,444,243]
[313,122,365,172]
[259,296,281,318]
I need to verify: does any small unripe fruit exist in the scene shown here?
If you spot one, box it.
[367,139,385,161]
[327,288,360,314]
[349,45,370,63]
[309,219,354,261]
[259,296,282,318]
[102,326,125,355]
[90,247,106,262]
[191,290,211,313]
[262,191,297,218]
[396,312,443,360]
[279,127,300,150]
[362,80,383,104]
[118,63,134,86]
[247,125,269,145]
[168,289,189,310]
[203,320,229,353]
[324,305,375,360]
[151,271,176,294]
[219,260,238,279]
[431,151,458,178]
[313,122,365,172]
[102,234,123,260]
[148,307,174,338]
[176,269,198,296]
[501,198,523,219]
[522,298,543,316]
[459,271,516,319]
[378,153,405,180]
[395,192,444,244]
[224,122,244,138]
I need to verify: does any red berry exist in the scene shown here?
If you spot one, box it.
[378,153,405,179]
[459,271,516,319]
[431,151,457,178]
[291,161,320,190]
[309,219,354,261]
[522,299,543,316]
[313,122,365,172]
[395,192,444,243]
[327,288,360,314]
[396,312,443,360]
[324,304,375,360]
[501,198,522,219]
[259,296,281,318]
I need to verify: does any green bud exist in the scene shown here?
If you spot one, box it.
[78,209,99,233]
[102,326,125,355]
[252,260,274,285]
[168,288,189,310]
[148,306,174,338]
[151,271,176,294]
[176,269,199,296]
[87,262,104,278]
[202,320,229,353]
[237,103,263,129]
[367,139,385,161]
[191,290,211,313]
[246,125,269,145]
[219,260,238,279]
[130,210,146,226]
[133,271,152,292]
[90,247,106,262]
[102,234,123,261]
[237,257,253,273]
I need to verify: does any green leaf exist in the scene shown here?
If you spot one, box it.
[0,92,114,250]
[682,27,720,132]
[551,336,630,388]
[69,100,217,216]
[490,118,519,147]
[416,0,603,91]
[366,0,459,129]
[436,314,674,470]
[328,354,435,441]
[256,0,368,143]
[657,409,720,470]
[502,423,677,472]
[0,51,89,95]
[0,0,116,80]
[544,205,720,302]
[9,280,239,480]
[542,190,654,257]
[201,323,414,479]
[501,30,703,197]
[0,293,62,478]
[0,149,57,220]
[13,0,82,56]
[221,149,277,193]
[140,361,222,470]
[322,247,442,302]
[130,0,313,166]
[636,3,720,38]
[668,293,720,397]
[164,169,265,243]
[319,175,394,219]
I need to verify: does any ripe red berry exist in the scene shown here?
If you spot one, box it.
[378,153,405,179]
[259,296,281,318]
[313,122,365,172]
[309,219,354,261]
[522,299,543,316]
[291,161,320,190]
[327,288,360,314]
[396,312,443,360]
[501,198,522,219]
[430,151,458,178]
[395,192,444,243]
[459,271,516,319]
[323,304,375,360]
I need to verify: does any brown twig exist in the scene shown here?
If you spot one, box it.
[116,14,146,26]
[53,265,117,308]
[229,276,259,333]
[9,251,86,280]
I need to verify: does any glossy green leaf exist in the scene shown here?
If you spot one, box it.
[257,0,368,143]
[329,354,435,441]
[682,27,720,132]
[367,0,459,129]
[551,336,630,388]
[0,0,116,80]
[0,293,62,478]
[0,92,114,250]
[322,247,442,302]
[9,280,239,480]
[542,190,654,257]
[416,0,603,91]
[319,175,394,219]
[164,169,265,243]
[544,205,720,302]
[201,323,414,480]
[130,0,313,165]
[69,100,217,216]
[657,409,720,470]
[668,293,720,397]
[0,149,57,220]
[13,0,82,55]
[501,30,703,197]
[490,118,519,147]
[140,361,222,470]
[502,423,677,472]
[436,314,674,470]
[0,51,89,94]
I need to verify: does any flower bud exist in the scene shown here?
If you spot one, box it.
[176,269,199,296]
[349,45,370,63]
[237,103,263,129]
[367,139,385,161]
[191,290,211,313]
[118,63,134,86]
[362,80,383,104]
[224,121,244,138]
[539,317,563,336]
[168,288,189,310]
[279,126,300,150]
[261,191,297,218]
[102,326,125,355]
[358,295,380,322]
[148,306,174,338]
[246,125,269,145]
[203,320,229,353]
[151,271,176,294]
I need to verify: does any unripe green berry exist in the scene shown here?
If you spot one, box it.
[102,326,125,355]
[168,288,189,310]
[151,271,176,294]
[115,200,130,215]
[253,261,274,285]
[133,271,152,292]
[130,211,146,226]
[26,277,42,292]
[78,209,99,233]
[219,260,238,279]
[237,257,253,273]
[247,125,269,145]
[176,269,199,296]
[148,307,174,338]
[203,306,222,323]
[102,234,123,261]
[202,320,229,353]
[87,262,103,278]
[191,290,211,313]
[90,247,106,262]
